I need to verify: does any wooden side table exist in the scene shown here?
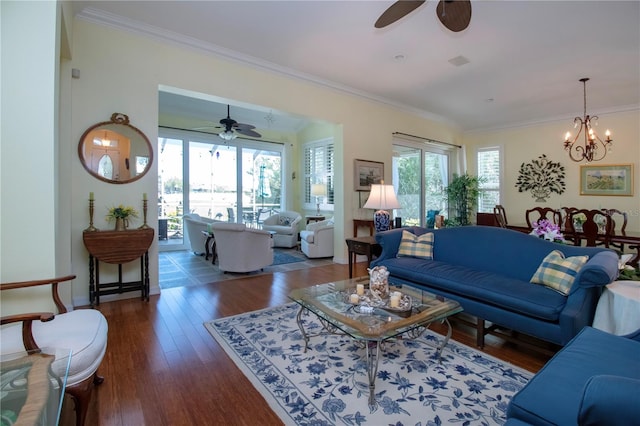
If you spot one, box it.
[353,219,375,236]
[202,230,217,264]
[345,236,382,278]
[83,228,154,306]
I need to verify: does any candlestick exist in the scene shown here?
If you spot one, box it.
[84,199,98,232]
[138,199,150,229]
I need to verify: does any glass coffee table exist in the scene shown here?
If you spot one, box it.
[289,277,462,407]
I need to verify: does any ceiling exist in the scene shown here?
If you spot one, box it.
[73,1,640,134]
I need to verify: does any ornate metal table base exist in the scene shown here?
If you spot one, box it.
[295,306,454,408]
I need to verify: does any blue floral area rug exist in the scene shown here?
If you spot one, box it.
[204,303,532,426]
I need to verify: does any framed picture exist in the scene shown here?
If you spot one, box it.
[580,164,634,196]
[354,159,384,191]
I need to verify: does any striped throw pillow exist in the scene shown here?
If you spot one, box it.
[530,250,589,295]
[397,230,434,260]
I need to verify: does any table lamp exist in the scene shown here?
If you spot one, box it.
[363,183,400,232]
[311,183,327,216]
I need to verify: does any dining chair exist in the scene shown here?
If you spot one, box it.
[601,209,628,251]
[569,209,612,247]
[525,207,562,229]
[560,207,579,244]
[493,205,508,228]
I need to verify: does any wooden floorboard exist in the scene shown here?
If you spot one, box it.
[60,261,554,425]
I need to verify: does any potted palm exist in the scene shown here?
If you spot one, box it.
[445,173,484,226]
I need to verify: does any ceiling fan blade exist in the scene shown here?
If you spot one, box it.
[436,0,471,32]
[236,128,262,138]
[375,0,426,28]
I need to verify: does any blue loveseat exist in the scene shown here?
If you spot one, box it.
[506,326,640,425]
[371,226,619,346]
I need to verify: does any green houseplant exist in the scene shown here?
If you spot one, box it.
[445,173,484,226]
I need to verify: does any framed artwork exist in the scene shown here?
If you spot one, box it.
[354,159,384,191]
[580,164,634,196]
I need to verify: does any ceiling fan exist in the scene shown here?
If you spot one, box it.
[375,0,472,33]
[194,105,262,140]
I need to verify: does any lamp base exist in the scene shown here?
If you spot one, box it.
[373,210,391,233]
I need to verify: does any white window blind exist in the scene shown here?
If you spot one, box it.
[477,147,501,213]
[303,139,334,209]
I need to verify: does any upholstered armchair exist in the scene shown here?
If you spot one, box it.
[183,213,222,255]
[300,218,334,258]
[210,223,274,273]
[261,211,302,248]
[0,275,108,426]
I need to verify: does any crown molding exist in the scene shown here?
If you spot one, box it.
[76,8,454,128]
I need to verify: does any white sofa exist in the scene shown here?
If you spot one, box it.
[183,213,221,255]
[261,211,302,248]
[210,222,274,273]
[300,218,334,258]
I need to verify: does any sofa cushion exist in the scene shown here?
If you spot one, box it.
[397,230,434,260]
[300,229,314,243]
[578,375,640,425]
[530,250,589,295]
[381,257,567,321]
[507,327,640,426]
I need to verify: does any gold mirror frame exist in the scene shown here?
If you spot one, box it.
[78,112,153,184]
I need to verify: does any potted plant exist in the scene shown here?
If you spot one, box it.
[445,173,484,226]
[106,204,139,230]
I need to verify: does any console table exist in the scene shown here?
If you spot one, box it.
[83,228,154,306]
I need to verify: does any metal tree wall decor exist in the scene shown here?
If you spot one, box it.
[515,155,566,202]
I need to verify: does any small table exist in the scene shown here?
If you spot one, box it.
[0,348,71,425]
[305,215,325,224]
[345,236,382,278]
[289,279,462,408]
[202,230,217,264]
[592,280,640,335]
[353,219,375,236]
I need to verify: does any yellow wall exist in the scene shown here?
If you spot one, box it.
[462,110,640,232]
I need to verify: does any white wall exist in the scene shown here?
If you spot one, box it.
[463,110,640,232]
[66,18,458,305]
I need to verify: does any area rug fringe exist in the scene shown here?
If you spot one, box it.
[205,303,531,426]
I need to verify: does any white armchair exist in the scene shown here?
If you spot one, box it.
[300,218,334,258]
[261,211,302,248]
[183,213,221,255]
[210,223,274,273]
[0,275,108,426]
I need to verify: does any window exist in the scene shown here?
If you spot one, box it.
[303,138,334,211]
[477,147,502,213]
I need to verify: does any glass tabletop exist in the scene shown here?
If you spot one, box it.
[0,347,71,426]
[289,277,462,341]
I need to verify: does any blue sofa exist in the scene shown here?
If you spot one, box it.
[371,226,619,346]
[506,326,640,425]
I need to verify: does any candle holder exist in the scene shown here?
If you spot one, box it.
[84,199,99,232]
[138,199,150,229]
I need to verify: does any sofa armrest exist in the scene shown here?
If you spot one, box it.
[578,375,640,425]
[573,251,619,290]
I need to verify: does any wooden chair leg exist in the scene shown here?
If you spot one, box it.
[65,371,104,426]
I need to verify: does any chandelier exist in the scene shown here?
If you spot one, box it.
[563,78,612,162]
[218,130,237,141]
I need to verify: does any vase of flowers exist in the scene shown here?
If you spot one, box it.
[107,205,139,231]
[530,219,565,243]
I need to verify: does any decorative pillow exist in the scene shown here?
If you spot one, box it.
[530,250,589,295]
[397,230,434,260]
[279,216,292,226]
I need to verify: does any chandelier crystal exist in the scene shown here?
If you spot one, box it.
[563,78,612,162]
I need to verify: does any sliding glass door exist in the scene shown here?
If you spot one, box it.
[158,129,283,251]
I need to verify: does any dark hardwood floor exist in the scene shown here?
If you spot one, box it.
[61,262,553,426]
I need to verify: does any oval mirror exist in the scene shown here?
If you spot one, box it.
[78,112,153,184]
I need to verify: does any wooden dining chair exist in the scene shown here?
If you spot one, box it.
[493,205,508,228]
[525,207,562,229]
[569,209,612,247]
[560,207,579,244]
[601,209,628,251]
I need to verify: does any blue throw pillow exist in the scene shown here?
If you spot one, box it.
[530,250,588,295]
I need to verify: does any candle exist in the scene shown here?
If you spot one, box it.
[143,192,147,201]
[89,192,94,201]
[356,284,364,295]
[350,293,359,304]
[390,295,400,308]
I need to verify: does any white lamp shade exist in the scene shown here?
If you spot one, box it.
[363,184,400,210]
[311,183,327,197]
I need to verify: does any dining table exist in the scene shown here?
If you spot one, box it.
[505,223,640,266]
